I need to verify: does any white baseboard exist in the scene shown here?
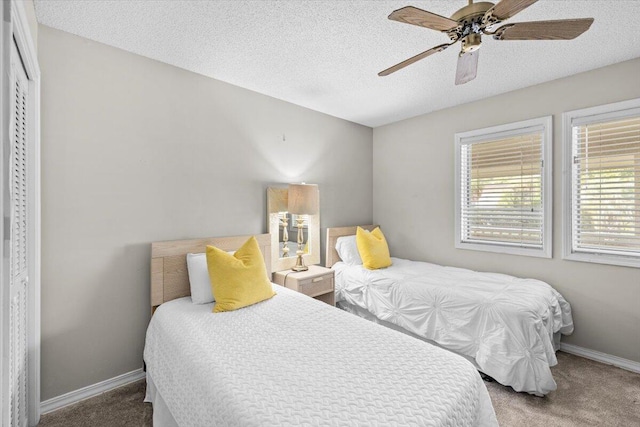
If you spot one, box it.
[560,343,640,374]
[40,368,145,415]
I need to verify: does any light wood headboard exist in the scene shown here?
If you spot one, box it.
[150,234,271,313]
[325,225,377,268]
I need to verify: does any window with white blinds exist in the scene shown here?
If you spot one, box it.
[455,117,552,257]
[563,99,640,268]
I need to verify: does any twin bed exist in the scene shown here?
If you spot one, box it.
[326,225,574,396]
[144,234,498,426]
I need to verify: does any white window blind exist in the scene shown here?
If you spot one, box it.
[455,117,551,258]
[569,112,640,262]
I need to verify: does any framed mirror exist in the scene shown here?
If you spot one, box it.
[267,186,320,272]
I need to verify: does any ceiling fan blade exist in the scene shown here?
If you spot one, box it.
[493,18,594,40]
[379,43,452,77]
[455,50,479,85]
[489,0,539,21]
[389,6,459,32]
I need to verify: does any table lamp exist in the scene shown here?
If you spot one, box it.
[288,183,319,271]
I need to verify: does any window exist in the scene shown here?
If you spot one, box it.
[455,117,552,257]
[563,99,640,268]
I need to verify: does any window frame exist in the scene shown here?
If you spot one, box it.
[562,98,640,268]
[454,116,553,258]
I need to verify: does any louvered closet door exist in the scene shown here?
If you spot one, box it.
[8,40,30,427]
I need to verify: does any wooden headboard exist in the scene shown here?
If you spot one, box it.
[325,225,377,268]
[150,234,271,313]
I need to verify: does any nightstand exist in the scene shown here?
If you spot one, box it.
[273,265,335,306]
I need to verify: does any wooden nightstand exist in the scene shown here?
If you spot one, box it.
[273,265,335,306]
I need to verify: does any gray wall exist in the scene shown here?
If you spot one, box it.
[38,25,373,400]
[373,58,640,363]
[38,19,639,401]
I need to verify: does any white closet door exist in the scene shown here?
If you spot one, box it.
[8,39,30,427]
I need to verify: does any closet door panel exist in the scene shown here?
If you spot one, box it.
[8,40,30,427]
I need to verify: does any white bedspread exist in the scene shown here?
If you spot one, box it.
[144,285,498,426]
[334,258,574,396]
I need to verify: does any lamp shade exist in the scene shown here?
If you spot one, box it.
[288,183,319,215]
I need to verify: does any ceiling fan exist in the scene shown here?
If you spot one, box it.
[379,0,594,85]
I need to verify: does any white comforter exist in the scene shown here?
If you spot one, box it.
[334,258,574,396]
[144,285,498,426]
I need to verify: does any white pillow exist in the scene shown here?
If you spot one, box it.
[186,253,214,304]
[335,235,363,265]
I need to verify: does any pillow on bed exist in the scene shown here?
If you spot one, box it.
[186,253,215,304]
[335,235,363,265]
[356,226,392,270]
[186,250,236,304]
[206,236,275,313]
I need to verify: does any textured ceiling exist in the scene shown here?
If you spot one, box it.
[34,1,640,128]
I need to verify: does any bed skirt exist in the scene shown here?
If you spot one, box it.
[144,372,180,427]
[337,300,562,378]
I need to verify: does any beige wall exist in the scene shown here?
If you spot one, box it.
[373,58,640,363]
[38,25,373,400]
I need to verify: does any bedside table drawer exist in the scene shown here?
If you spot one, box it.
[298,275,333,297]
[272,265,335,306]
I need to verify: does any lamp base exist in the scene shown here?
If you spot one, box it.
[291,251,308,271]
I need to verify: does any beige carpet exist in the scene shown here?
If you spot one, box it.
[487,352,640,426]
[38,381,152,427]
[39,352,640,426]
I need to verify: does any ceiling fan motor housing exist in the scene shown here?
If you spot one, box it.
[450,1,495,22]
[450,1,495,53]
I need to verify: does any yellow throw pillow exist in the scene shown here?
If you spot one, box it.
[206,236,275,313]
[356,226,392,270]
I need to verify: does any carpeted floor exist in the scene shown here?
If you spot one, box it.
[38,380,152,427]
[38,352,640,427]
[485,352,640,426]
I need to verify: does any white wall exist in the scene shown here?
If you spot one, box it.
[22,0,37,50]
[373,58,640,363]
[38,25,373,400]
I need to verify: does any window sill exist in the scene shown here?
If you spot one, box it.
[455,241,551,259]
[563,252,640,269]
